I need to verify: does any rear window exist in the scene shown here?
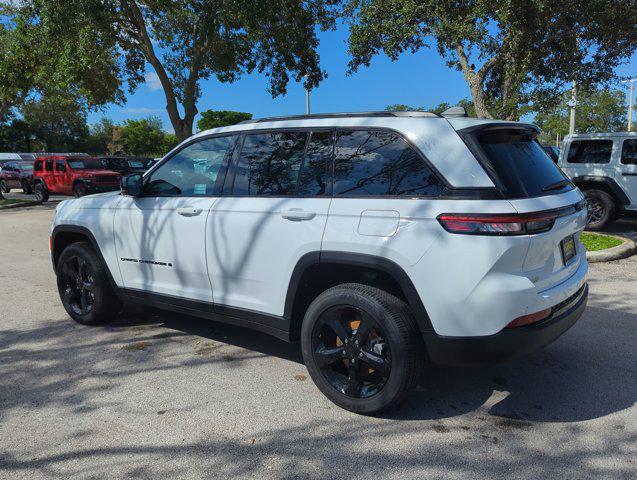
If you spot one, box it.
[567,140,613,164]
[477,130,572,198]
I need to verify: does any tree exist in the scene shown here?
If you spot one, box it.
[22,1,338,141]
[0,2,124,123]
[385,99,475,116]
[534,89,627,144]
[346,1,637,120]
[119,116,177,156]
[197,110,253,131]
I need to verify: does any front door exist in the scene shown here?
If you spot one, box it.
[208,130,333,320]
[54,159,71,195]
[113,135,235,302]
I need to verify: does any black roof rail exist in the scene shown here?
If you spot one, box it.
[238,111,439,124]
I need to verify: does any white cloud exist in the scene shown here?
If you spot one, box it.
[145,71,162,91]
[125,107,163,114]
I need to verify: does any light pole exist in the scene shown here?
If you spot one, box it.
[303,75,310,115]
[622,78,637,131]
[568,80,577,135]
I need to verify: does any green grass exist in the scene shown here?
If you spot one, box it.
[0,198,31,207]
[581,232,623,251]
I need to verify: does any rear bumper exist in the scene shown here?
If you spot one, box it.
[424,283,588,366]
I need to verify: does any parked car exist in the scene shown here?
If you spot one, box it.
[99,156,154,175]
[558,132,637,230]
[51,110,588,414]
[34,156,121,202]
[542,145,560,163]
[0,161,35,194]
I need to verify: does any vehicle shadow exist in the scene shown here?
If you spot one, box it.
[114,302,636,425]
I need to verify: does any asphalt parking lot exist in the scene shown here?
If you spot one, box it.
[0,206,635,479]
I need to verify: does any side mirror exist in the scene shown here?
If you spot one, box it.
[121,173,143,197]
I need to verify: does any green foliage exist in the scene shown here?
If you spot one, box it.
[119,116,177,156]
[197,110,253,131]
[580,232,622,251]
[18,0,339,140]
[385,99,476,116]
[346,0,637,120]
[534,89,627,143]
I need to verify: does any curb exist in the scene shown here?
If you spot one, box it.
[586,233,637,263]
[0,200,43,210]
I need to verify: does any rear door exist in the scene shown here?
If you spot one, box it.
[617,138,637,208]
[208,130,332,322]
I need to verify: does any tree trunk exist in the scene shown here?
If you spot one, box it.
[455,45,494,119]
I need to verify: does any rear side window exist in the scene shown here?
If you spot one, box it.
[567,140,613,164]
[477,130,571,198]
[233,131,308,196]
[621,139,637,165]
[34,161,42,172]
[333,130,444,196]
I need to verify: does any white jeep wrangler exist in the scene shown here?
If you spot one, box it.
[51,110,589,414]
[558,132,637,230]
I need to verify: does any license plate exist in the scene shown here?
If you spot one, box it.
[561,235,576,265]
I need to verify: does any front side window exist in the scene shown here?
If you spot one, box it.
[55,160,67,172]
[144,136,234,196]
[333,130,444,196]
[232,131,308,196]
[621,139,637,165]
[567,140,614,164]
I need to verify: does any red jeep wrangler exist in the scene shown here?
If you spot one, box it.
[33,156,121,202]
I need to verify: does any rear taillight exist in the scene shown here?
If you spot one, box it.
[437,201,586,236]
[437,212,556,235]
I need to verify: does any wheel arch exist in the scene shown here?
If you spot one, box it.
[51,225,117,289]
[284,251,433,342]
[572,176,630,207]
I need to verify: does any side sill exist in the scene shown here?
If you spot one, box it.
[116,288,291,342]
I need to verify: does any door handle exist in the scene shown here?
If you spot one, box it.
[176,207,202,217]
[281,209,316,221]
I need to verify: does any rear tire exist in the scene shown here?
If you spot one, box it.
[301,283,425,415]
[34,183,49,203]
[584,189,616,231]
[56,242,121,325]
[1,180,10,193]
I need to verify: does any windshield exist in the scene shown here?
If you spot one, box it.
[476,129,573,198]
[68,159,103,170]
[18,162,34,171]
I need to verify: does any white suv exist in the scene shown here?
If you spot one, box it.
[51,111,589,414]
[558,132,637,230]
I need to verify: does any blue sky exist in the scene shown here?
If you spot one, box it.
[88,25,637,133]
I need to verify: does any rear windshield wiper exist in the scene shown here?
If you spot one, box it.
[542,179,572,192]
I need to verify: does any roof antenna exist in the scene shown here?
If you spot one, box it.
[441,106,468,118]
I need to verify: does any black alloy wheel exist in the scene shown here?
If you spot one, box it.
[312,305,391,399]
[301,283,424,415]
[56,242,120,325]
[583,189,615,231]
[59,255,96,317]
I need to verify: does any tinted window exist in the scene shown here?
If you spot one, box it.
[297,131,333,196]
[55,160,67,172]
[233,132,308,196]
[567,140,613,164]
[621,139,637,165]
[45,159,53,172]
[145,136,233,196]
[34,161,42,172]
[479,133,571,198]
[333,130,444,196]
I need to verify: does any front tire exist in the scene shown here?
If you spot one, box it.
[56,242,121,325]
[584,189,616,231]
[1,180,10,193]
[34,183,49,203]
[73,183,88,198]
[301,283,425,415]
